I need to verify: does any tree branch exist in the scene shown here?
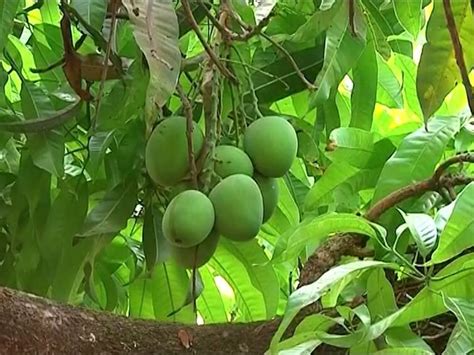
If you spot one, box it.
[181,0,237,83]
[442,0,474,115]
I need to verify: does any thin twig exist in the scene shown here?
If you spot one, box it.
[181,0,237,83]
[365,153,474,221]
[442,0,474,115]
[197,0,232,37]
[259,32,316,91]
[176,83,198,189]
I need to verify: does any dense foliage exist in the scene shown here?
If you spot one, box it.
[0,0,474,353]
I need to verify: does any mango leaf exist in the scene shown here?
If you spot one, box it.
[304,162,359,211]
[431,183,474,264]
[385,327,433,352]
[210,243,267,321]
[168,271,204,317]
[372,116,459,204]
[40,176,88,274]
[150,262,195,322]
[393,0,423,38]
[398,210,437,258]
[394,53,423,119]
[0,1,20,56]
[87,130,116,177]
[71,0,106,31]
[27,130,64,177]
[309,1,366,109]
[442,295,474,347]
[196,266,228,323]
[272,213,378,264]
[326,128,375,168]
[269,261,398,352]
[122,0,181,107]
[444,323,474,355]
[367,268,397,320]
[220,238,279,318]
[393,254,474,325]
[373,349,432,355]
[417,0,474,122]
[377,54,403,109]
[288,1,342,43]
[350,36,377,130]
[250,45,324,104]
[79,179,137,236]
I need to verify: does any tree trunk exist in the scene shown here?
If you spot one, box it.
[0,286,280,354]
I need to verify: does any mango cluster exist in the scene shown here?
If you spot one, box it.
[145,116,297,268]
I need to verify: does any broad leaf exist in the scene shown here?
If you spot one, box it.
[431,183,474,264]
[273,213,378,263]
[80,179,137,236]
[326,128,375,168]
[367,268,397,320]
[372,116,459,204]
[416,0,474,122]
[71,0,106,31]
[376,54,403,109]
[444,322,474,355]
[220,239,279,318]
[442,295,474,347]
[309,1,366,108]
[393,0,423,38]
[0,1,20,56]
[398,210,437,258]
[122,0,181,107]
[270,261,398,352]
[350,36,377,130]
[304,162,359,211]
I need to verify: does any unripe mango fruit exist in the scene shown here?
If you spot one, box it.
[243,116,297,177]
[254,174,279,223]
[146,116,204,186]
[162,190,215,247]
[209,174,263,241]
[171,230,220,269]
[214,145,254,178]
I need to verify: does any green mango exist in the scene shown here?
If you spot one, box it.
[254,174,279,223]
[214,145,254,178]
[244,116,297,177]
[209,174,263,241]
[146,116,204,186]
[163,190,215,247]
[171,230,220,269]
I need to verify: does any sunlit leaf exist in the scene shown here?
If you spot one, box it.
[393,0,423,38]
[398,210,437,258]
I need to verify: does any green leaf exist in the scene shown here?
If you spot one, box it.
[196,266,228,323]
[431,183,474,263]
[122,0,181,107]
[71,0,106,31]
[88,130,116,177]
[372,116,459,204]
[220,238,279,318]
[210,243,267,321]
[376,54,403,109]
[444,322,474,355]
[40,176,88,274]
[304,162,359,211]
[270,261,398,352]
[394,53,423,119]
[0,1,20,56]
[372,349,433,355]
[309,1,366,109]
[288,1,342,43]
[442,295,474,347]
[272,213,378,264]
[385,327,433,352]
[393,0,423,38]
[79,179,137,236]
[393,253,474,325]
[350,36,377,130]
[398,210,437,258]
[416,0,474,122]
[326,128,375,168]
[367,268,397,320]
[150,262,194,322]
[27,130,64,177]
[142,205,170,272]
